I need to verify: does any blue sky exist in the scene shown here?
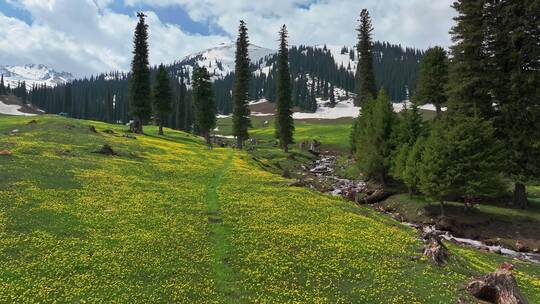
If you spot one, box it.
[0,0,455,76]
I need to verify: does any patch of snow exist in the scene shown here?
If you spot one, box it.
[0,101,37,116]
[249,99,269,105]
[217,114,230,119]
[293,98,360,120]
[393,101,447,113]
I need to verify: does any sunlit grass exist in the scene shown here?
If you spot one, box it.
[0,114,538,303]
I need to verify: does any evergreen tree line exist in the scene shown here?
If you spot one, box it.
[0,75,28,104]
[351,1,539,212]
[27,41,423,121]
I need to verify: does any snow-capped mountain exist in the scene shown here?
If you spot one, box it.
[0,64,74,90]
[176,43,276,80]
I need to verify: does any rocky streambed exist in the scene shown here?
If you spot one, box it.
[298,152,540,264]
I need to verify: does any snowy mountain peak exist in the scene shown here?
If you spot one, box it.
[177,43,276,79]
[0,64,74,90]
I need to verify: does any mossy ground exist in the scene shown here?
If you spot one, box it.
[1,114,539,303]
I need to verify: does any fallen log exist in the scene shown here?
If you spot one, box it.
[360,189,393,205]
[467,267,528,304]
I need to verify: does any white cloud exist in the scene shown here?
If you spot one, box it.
[1,0,228,76]
[1,0,455,76]
[126,0,455,49]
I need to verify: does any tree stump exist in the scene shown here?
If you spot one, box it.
[467,268,528,304]
[423,233,449,265]
[96,144,117,156]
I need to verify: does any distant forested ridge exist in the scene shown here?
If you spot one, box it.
[27,41,423,129]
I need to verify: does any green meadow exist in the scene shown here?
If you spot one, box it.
[0,114,539,303]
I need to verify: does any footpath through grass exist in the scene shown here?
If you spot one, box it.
[0,114,539,303]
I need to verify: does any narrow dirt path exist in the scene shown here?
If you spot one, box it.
[205,151,239,302]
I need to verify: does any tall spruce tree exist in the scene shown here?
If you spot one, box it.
[152,64,172,136]
[415,46,448,117]
[105,87,113,123]
[403,137,425,195]
[329,84,336,107]
[391,103,425,184]
[355,89,396,184]
[0,74,5,95]
[128,12,152,134]
[447,0,492,118]
[232,20,252,149]
[275,25,294,152]
[192,67,216,145]
[176,71,187,131]
[355,9,377,107]
[486,0,540,208]
[419,116,504,215]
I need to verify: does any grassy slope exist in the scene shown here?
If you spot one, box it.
[217,116,354,153]
[0,114,539,303]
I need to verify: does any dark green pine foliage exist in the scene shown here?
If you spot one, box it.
[418,121,451,215]
[192,67,216,145]
[414,46,449,117]
[63,83,72,115]
[390,103,425,184]
[175,71,188,131]
[487,0,540,208]
[447,0,493,118]
[152,65,173,135]
[0,74,5,95]
[232,20,252,149]
[355,9,377,107]
[419,116,504,215]
[355,90,396,184]
[275,25,294,152]
[403,136,425,195]
[105,87,113,123]
[308,79,317,113]
[329,84,336,108]
[128,12,152,134]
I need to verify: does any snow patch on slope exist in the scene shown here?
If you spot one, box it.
[0,101,37,116]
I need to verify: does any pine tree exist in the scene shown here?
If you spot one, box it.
[390,103,425,184]
[415,46,448,117]
[152,64,172,136]
[355,90,396,184]
[128,12,152,134]
[105,87,113,123]
[275,25,294,152]
[0,74,5,95]
[176,72,187,131]
[355,9,377,107]
[64,83,72,115]
[329,83,336,107]
[309,79,317,113]
[419,116,504,216]
[447,0,492,118]
[418,121,452,216]
[487,0,540,208]
[232,20,252,149]
[192,67,216,145]
[403,137,425,195]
